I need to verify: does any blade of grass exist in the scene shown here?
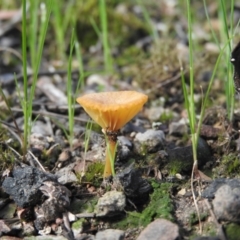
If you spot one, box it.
[136,0,159,44]
[81,120,93,180]
[99,0,113,73]
[29,0,39,71]
[67,29,76,148]
[75,40,85,91]
[21,0,53,157]
[52,0,65,60]
[185,0,201,232]
[219,0,234,120]
[21,0,28,157]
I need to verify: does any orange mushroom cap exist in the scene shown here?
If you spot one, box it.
[76,91,148,131]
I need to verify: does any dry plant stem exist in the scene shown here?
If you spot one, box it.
[191,160,202,233]
[104,137,117,178]
[28,150,46,172]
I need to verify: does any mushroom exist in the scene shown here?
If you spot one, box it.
[76,91,148,178]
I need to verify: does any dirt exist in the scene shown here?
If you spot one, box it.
[1,1,240,240]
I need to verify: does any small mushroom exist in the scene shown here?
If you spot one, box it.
[76,91,148,178]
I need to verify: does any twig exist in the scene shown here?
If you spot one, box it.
[10,107,89,123]
[191,162,202,233]
[0,121,23,146]
[28,150,46,172]
[1,68,102,87]
[75,212,96,218]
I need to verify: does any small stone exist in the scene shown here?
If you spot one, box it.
[212,184,240,222]
[177,188,186,196]
[136,218,179,240]
[145,106,165,121]
[0,220,11,235]
[134,129,165,153]
[114,166,152,198]
[95,229,125,240]
[29,133,49,151]
[118,136,133,160]
[202,178,240,199]
[55,163,78,184]
[169,120,188,136]
[166,138,211,174]
[95,191,126,217]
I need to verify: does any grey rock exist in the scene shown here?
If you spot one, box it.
[95,229,125,240]
[75,233,95,240]
[166,137,211,173]
[95,191,126,217]
[202,178,240,199]
[134,129,165,153]
[118,136,132,148]
[114,165,152,198]
[169,120,188,136]
[145,106,165,121]
[212,184,240,222]
[2,165,57,208]
[55,162,78,184]
[118,136,133,160]
[136,218,179,240]
[29,132,50,150]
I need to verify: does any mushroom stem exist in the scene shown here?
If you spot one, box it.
[104,137,117,178]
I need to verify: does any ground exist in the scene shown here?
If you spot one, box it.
[0,1,240,240]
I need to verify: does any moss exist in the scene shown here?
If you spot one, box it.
[69,197,98,214]
[166,159,183,175]
[225,223,240,240]
[113,181,174,229]
[83,161,105,187]
[139,142,148,156]
[166,157,192,175]
[0,128,17,175]
[221,153,240,176]
[188,212,208,226]
[116,45,145,67]
[159,110,174,123]
[72,219,87,230]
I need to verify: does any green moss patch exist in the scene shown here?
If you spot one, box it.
[225,223,240,240]
[83,161,104,187]
[113,181,174,229]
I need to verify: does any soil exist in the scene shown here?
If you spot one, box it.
[1,1,240,240]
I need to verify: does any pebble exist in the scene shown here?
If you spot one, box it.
[212,184,240,222]
[95,229,125,240]
[118,136,133,160]
[95,191,126,217]
[114,166,152,198]
[136,218,179,240]
[145,106,165,121]
[169,119,188,136]
[55,163,78,184]
[202,178,240,199]
[166,137,211,173]
[134,129,165,153]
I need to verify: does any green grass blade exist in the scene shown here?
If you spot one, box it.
[99,0,113,73]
